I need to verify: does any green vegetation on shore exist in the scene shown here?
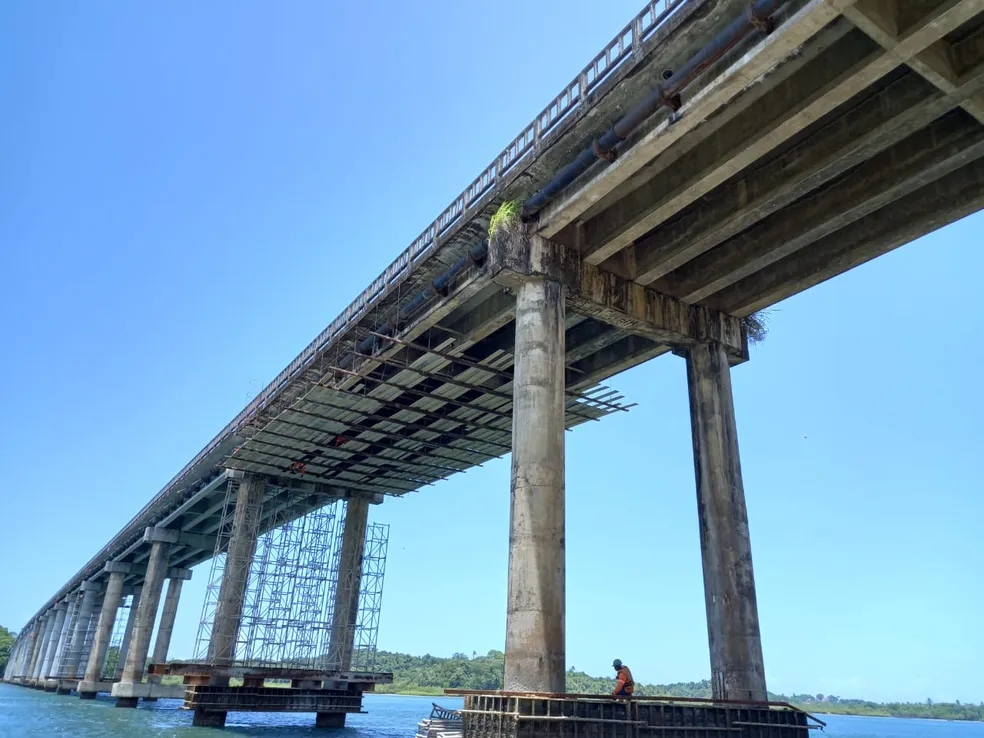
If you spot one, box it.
[370,650,983,722]
[0,626,15,673]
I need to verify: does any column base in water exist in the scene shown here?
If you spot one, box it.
[193,709,228,728]
[316,712,347,728]
[115,697,139,708]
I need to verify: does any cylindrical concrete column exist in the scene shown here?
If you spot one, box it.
[79,568,127,696]
[50,597,77,683]
[114,586,142,681]
[328,496,370,671]
[40,604,68,680]
[63,582,101,681]
[194,475,264,729]
[208,474,265,666]
[116,539,171,707]
[27,620,47,680]
[14,627,37,678]
[686,340,767,702]
[148,568,192,684]
[31,614,57,682]
[503,276,567,693]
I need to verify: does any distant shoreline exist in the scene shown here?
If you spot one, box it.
[372,689,982,722]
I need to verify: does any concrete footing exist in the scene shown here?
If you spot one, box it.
[110,681,186,700]
[77,680,117,699]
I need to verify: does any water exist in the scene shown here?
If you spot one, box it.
[0,685,981,738]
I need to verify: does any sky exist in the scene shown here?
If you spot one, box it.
[1,0,981,706]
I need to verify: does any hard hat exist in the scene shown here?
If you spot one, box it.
[613,659,622,669]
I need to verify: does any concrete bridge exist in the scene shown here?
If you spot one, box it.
[5,0,983,732]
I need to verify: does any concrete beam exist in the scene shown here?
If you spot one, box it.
[627,71,954,284]
[711,157,984,315]
[843,0,984,123]
[658,109,984,301]
[535,0,857,240]
[487,230,745,357]
[584,28,883,268]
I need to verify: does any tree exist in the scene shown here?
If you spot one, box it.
[0,626,16,673]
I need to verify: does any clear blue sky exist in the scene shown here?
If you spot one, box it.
[1,0,980,706]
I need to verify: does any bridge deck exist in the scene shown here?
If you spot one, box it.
[24,0,984,620]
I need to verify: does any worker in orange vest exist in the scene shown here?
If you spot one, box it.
[612,659,635,697]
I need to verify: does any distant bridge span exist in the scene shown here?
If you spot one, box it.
[7,0,983,729]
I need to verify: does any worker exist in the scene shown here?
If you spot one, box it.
[612,659,634,697]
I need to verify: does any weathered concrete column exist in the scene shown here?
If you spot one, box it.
[194,474,265,728]
[327,495,370,673]
[39,603,68,682]
[31,614,56,684]
[113,585,142,681]
[208,475,265,666]
[78,562,129,698]
[50,597,77,687]
[63,581,101,683]
[147,567,192,685]
[488,228,569,694]
[114,529,173,707]
[686,340,767,702]
[14,625,39,679]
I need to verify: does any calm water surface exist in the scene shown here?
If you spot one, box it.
[1,685,981,738]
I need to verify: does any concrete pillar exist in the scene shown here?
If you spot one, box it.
[13,628,36,679]
[194,474,265,728]
[114,586,142,681]
[328,495,370,672]
[39,603,68,681]
[503,272,567,693]
[78,562,129,697]
[115,530,172,707]
[208,475,264,666]
[31,614,57,683]
[147,567,192,685]
[63,581,101,682]
[50,597,77,685]
[26,621,47,681]
[686,340,767,702]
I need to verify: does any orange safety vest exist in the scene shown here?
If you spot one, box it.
[614,666,635,695]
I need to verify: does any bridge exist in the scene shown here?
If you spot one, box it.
[5,0,983,733]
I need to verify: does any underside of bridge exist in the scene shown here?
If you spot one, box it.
[7,0,982,733]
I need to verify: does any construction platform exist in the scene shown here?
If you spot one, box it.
[445,691,825,738]
[148,662,394,728]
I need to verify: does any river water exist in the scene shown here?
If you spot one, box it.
[0,685,981,738]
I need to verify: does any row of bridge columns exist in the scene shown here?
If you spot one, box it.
[4,483,374,724]
[3,546,192,703]
[500,233,767,702]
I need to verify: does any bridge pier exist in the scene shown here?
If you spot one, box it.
[39,602,68,687]
[193,473,265,728]
[68,581,104,697]
[30,611,56,686]
[48,596,77,688]
[146,567,192,690]
[327,494,370,675]
[113,529,173,707]
[78,562,128,698]
[114,585,142,682]
[685,340,767,701]
[492,231,568,693]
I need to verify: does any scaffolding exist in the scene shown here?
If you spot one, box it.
[100,594,133,680]
[53,588,99,680]
[194,481,388,674]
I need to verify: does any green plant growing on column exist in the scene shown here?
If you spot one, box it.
[488,200,522,240]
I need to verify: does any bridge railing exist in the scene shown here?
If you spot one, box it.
[29,0,689,622]
[153,0,688,504]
